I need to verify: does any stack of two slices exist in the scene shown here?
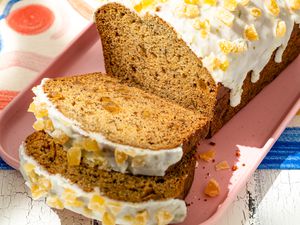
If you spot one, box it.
[19,73,209,225]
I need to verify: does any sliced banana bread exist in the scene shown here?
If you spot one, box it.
[20,131,195,225]
[29,72,209,176]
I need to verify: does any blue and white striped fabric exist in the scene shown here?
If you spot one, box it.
[259,127,300,170]
[0,157,12,170]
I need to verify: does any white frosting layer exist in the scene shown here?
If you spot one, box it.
[19,144,187,225]
[32,79,183,176]
[93,0,300,106]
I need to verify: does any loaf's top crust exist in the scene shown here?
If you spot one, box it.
[92,0,300,106]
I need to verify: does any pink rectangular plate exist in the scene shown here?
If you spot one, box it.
[0,23,299,225]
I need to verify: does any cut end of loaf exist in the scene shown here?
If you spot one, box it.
[24,131,196,202]
[42,72,209,151]
[95,3,218,119]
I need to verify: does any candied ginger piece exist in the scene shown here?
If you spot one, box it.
[52,130,70,145]
[224,0,238,11]
[132,155,146,168]
[185,0,200,4]
[39,177,51,190]
[204,178,220,197]
[33,120,45,131]
[23,163,35,174]
[275,20,286,38]
[28,102,37,113]
[204,0,217,6]
[83,207,93,216]
[62,188,84,207]
[102,211,116,225]
[250,7,262,18]
[82,138,100,152]
[244,24,259,41]
[30,177,51,200]
[46,195,64,209]
[289,0,300,10]
[115,149,128,166]
[265,0,280,16]
[123,214,135,222]
[219,40,233,54]
[67,147,82,166]
[28,170,39,183]
[89,195,106,213]
[193,18,210,38]
[156,210,174,225]
[134,210,149,225]
[220,59,230,71]
[31,184,48,199]
[176,4,200,18]
[215,161,230,171]
[35,108,48,119]
[134,0,155,12]
[216,8,235,27]
[198,149,216,162]
[108,201,123,216]
[89,195,105,208]
[219,39,248,54]
[44,119,54,131]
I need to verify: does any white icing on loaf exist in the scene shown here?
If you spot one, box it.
[92,0,300,106]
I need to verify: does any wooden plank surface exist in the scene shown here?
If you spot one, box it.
[0,170,299,225]
[218,170,300,225]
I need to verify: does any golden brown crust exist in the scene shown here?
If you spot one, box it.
[24,131,196,202]
[209,25,300,136]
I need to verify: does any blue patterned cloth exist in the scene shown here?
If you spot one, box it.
[0,157,12,170]
[258,127,300,169]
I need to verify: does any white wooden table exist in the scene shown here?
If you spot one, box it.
[0,1,299,224]
[0,169,299,225]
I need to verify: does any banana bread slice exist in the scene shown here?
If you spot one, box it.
[20,131,195,225]
[29,73,209,176]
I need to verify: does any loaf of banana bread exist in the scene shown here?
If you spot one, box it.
[95,0,300,135]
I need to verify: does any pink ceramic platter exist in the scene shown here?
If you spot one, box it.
[0,23,299,225]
